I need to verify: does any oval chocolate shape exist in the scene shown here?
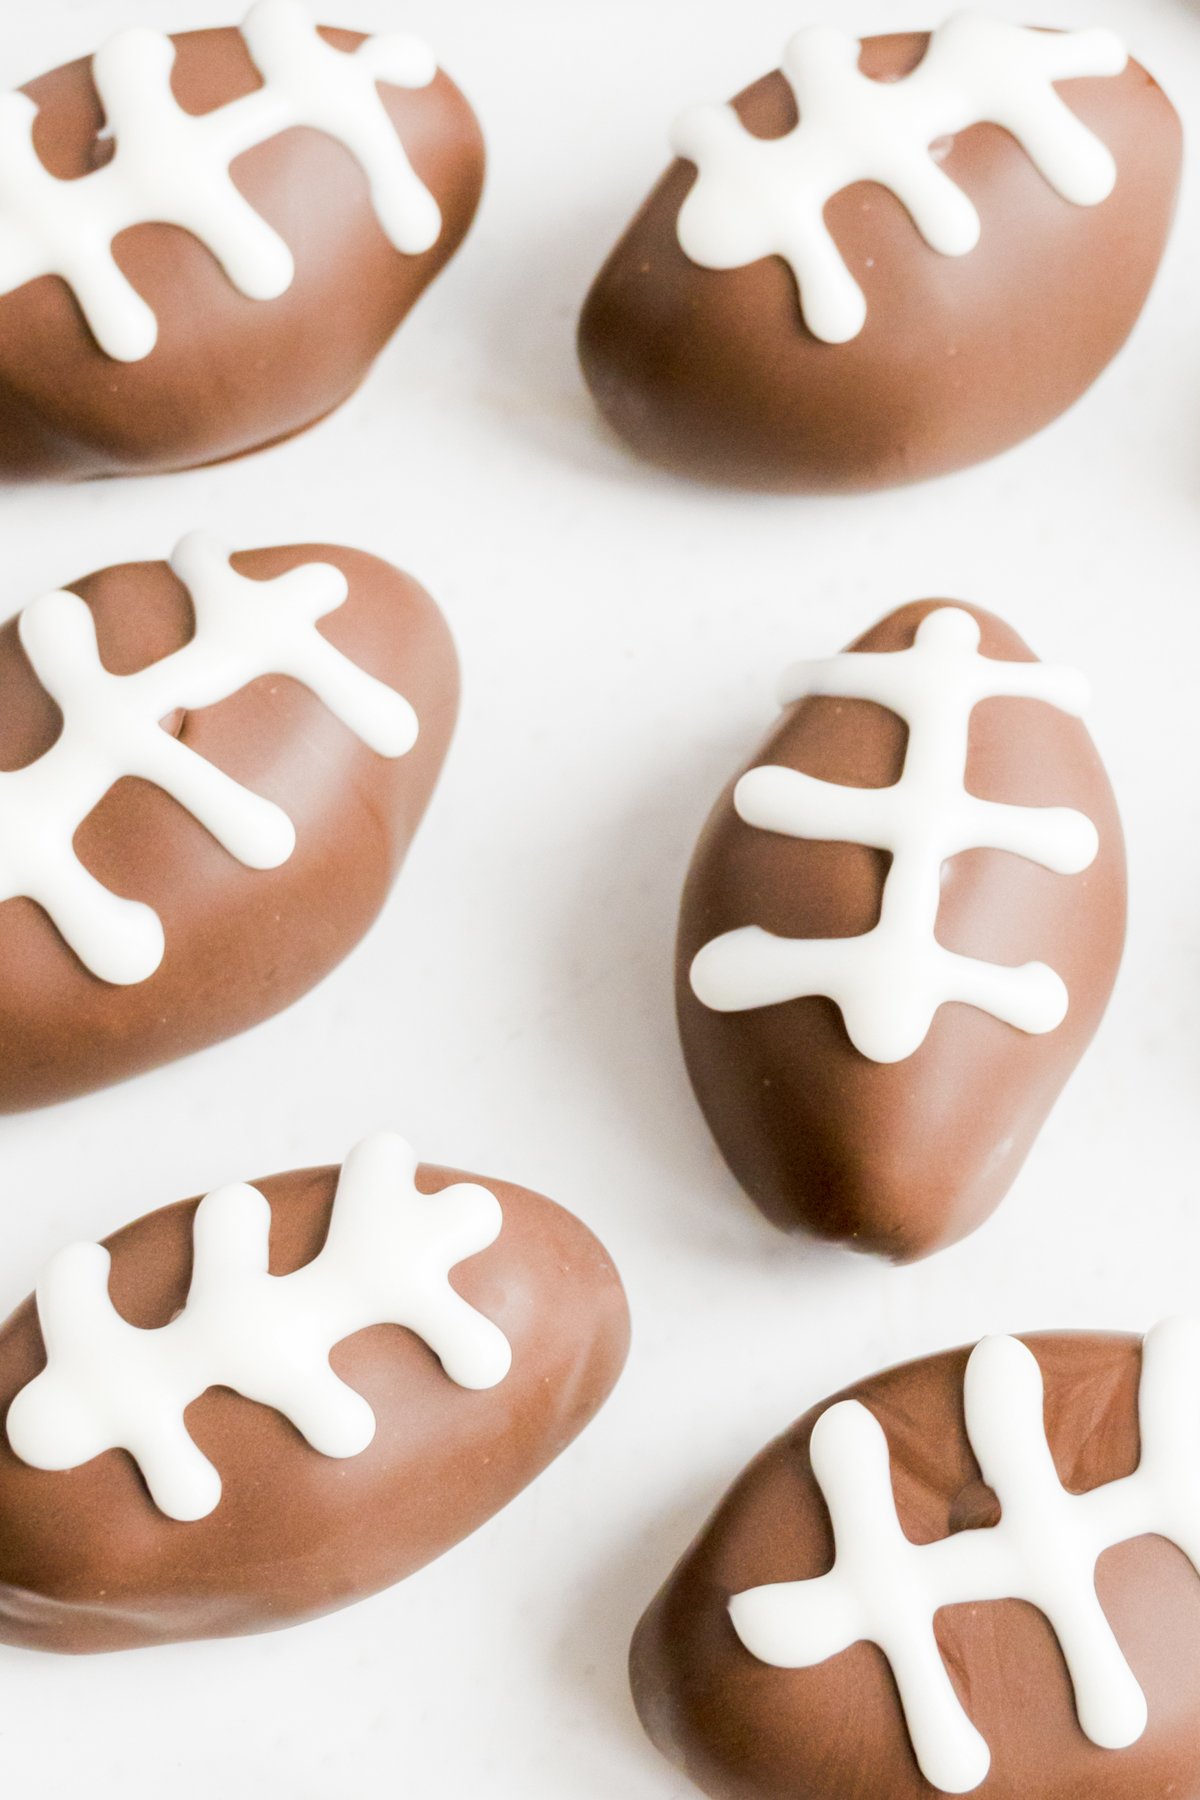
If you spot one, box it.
[0,1131,631,1652]
[677,602,1126,1261]
[0,536,458,1110]
[632,1323,1200,1798]
[0,3,484,480]
[578,20,1181,492]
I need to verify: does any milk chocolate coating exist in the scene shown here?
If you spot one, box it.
[0,26,484,481]
[631,1331,1200,1800]
[0,543,457,1110]
[677,603,1126,1261]
[578,33,1181,492]
[0,1157,630,1652]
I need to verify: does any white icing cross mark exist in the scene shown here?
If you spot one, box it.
[730,1319,1200,1794]
[690,607,1098,1063]
[672,13,1128,343]
[0,0,441,361]
[0,530,418,986]
[6,1132,513,1523]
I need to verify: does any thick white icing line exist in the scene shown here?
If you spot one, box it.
[0,530,418,986]
[0,0,441,361]
[6,1131,513,1523]
[690,607,1099,1063]
[672,13,1128,343]
[729,1319,1200,1794]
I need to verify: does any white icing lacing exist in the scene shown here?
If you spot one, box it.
[0,530,418,987]
[5,1131,513,1523]
[689,607,1098,1063]
[672,13,1127,343]
[730,1320,1200,1794]
[0,0,441,361]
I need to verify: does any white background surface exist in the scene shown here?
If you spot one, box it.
[0,0,1196,1794]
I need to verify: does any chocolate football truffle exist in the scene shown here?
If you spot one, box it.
[678,601,1125,1260]
[0,1130,630,1652]
[0,0,484,479]
[632,1320,1200,1798]
[0,534,457,1109]
[578,17,1181,491]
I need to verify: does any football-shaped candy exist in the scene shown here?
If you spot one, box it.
[0,1130,630,1652]
[0,533,457,1109]
[0,0,484,479]
[578,17,1181,491]
[631,1320,1200,1798]
[678,602,1125,1260]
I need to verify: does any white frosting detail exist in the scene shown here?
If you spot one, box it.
[729,1319,1200,1794]
[0,0,441,361]
[6,1131,513,1523]
[672,13,1127,343]
[690,607,1099,1063]
[0,531,418,987]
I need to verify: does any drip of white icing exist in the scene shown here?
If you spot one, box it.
[672,13,1128,343]
[690,607,1098,1063]
[0,0,441,361]
[730,1319,1200,1794]
[6,1132,513,1523]
[0,530,418,986]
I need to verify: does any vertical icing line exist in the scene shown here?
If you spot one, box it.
[689,607,1099,1062]
[0,531,418,985]
[672,14,1128,343]
[244,0,443,258]
[0,0,443,360]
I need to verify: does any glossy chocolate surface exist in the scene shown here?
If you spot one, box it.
[579,33,1181,491]
[0,1156,630,1652]
[677,603,1126,1260]
[0,543,457,1109]
[632,1332,1200,1799]
[0,25,484,480]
